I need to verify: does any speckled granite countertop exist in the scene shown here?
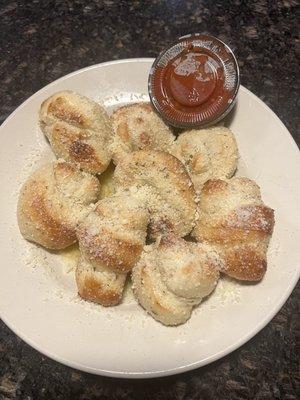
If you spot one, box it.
[0,1,299,399]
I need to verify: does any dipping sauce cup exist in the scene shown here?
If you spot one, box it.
[148,34,240,128]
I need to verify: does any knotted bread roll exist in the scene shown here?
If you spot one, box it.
[114,150,197,239]
[132,235,222,326]
[193,177,275,281]
[40,91,112,174]
[171,127,238,192]
[76,255,127,307]
[111,103,175,163]
[76,189,149,305]
[76,189,149,275]
[17,161,100,249]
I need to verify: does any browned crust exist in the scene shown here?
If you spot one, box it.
[201,178,229,194]
[116,121,129,141]
[48,95,86,126]
[194,223,270,281]
[113,103,155,145]
[69,140,96,162]
[18,181,76,249]
[50,122,88,145]
[193,178,274,282]
[223,247,267,281]
[53,160,77,175]
[113,102,152,118]
[76,269,122,306]
[50,123,104,173]
[77,227,143,273]
[195,225,269,244]
[202,177,260,196]
[40,92,112,174]
[225,205,275,234]
[195,198,274,245]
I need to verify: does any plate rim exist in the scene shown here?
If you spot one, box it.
[0,58,299,379]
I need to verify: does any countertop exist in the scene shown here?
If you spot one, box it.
[0,1,299,399]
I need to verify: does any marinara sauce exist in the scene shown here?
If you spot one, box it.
[148,34,240,128]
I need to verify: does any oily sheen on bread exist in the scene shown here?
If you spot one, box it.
[111,103,175,163]
[114,149,197,238]
[132,235,222,326]
[193,177,275,281]
[76,255,127,307]
[171,127,238,192]
[39,91,112,174]
[17,161,100,249]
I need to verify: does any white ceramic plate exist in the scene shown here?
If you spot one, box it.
[0,59,299,378]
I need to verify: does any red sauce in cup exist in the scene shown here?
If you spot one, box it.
[148,34,240,128]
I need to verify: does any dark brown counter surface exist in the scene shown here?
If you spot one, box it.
[0,1,299,399]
